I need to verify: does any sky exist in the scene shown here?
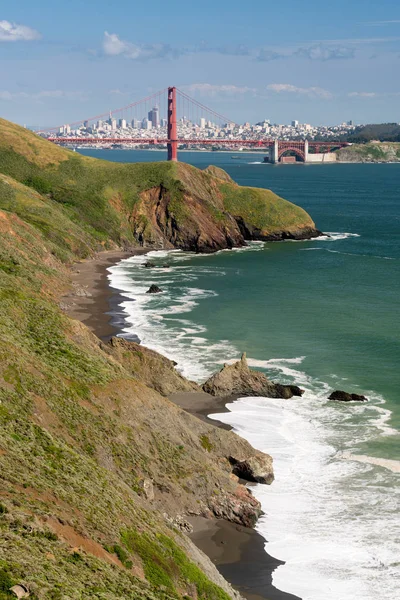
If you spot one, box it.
[1,0,400,127]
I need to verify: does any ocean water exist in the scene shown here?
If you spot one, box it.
[82,149,400,600]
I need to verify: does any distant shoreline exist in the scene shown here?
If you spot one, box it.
[76,146,400,164]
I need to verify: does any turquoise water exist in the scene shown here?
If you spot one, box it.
[82,149,400,599]
[81,149,400,446]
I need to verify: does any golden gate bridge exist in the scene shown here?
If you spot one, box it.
[41,86,349,163]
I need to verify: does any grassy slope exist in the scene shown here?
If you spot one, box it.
[337,142,400,162]
[0,119,316,247]
[0,176,243,599]
[220,183,314,233]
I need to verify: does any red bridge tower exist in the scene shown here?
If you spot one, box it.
[167,86,177,161]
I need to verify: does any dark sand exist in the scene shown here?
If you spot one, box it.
[64,251,301,600]
[63,249,148,340]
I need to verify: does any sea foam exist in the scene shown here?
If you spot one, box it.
[108,247,399,600]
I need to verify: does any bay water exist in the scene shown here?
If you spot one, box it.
[80,149,400,600]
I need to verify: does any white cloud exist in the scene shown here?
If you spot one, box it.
[0,20,41,42]
[183,83,256,97]
[103,32,179,60]
[257,43,354,62]
[0,90,87,102]
[267,83,333,99]
[348,92,378,98]
[296,44,355,60]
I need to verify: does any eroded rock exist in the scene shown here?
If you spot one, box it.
[138,478,154,501]
[202,353,303,399]
[208,485,262,528]
[229,452,274,485]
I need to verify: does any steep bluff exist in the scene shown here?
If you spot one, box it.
[0,118,321,254]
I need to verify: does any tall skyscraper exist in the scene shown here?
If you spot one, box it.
[200,117,206,129]
[148,105,160,129]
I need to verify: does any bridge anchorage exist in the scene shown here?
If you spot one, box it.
[41,86,349,162]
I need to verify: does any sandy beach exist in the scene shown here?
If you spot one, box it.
[63,250,301,600]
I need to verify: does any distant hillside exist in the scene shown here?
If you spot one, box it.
[346,123,400,143]
[337,142,400,163]
[0,118,320,253]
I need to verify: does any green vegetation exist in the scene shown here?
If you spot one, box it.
[0,117,298,598]
[0,566,15,600]
[220,182,313,233]
[347,123,400,143]
[200,435,214,452]
[122,530,230,600]
[337,142,400,163]
[0,119,316,253]
[0,119,242,599]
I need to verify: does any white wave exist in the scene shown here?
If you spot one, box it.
[338,451,400,473]
[209,386,399,600]
[326,249,395,260]
[318,232,361,241]
[247,161,263,164]
[300,246,396,260]
[108,249,399,600]
[107,252,237,381]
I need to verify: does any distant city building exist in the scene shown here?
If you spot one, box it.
[142,118,152,130]
[111,119,117,130]
[118,118,127,129]
[131,118,140,129]
[291,120,299,128]
[148,105,160,128]
[200,117,206,129]
[160,118,167,127]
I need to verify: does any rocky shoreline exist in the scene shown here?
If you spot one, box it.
[63,249,302,600]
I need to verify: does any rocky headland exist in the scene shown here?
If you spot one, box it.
[0,118,317,599]
[336,141,400,163]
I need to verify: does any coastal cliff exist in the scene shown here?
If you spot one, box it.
[0,118,316,599]
[0,118,320,254]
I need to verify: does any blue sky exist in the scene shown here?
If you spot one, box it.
[1,0,400,127]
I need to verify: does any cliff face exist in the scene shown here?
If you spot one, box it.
[0,170,275,598]
[0,118,321,254]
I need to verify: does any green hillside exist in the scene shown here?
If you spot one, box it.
[0,119,319,252]
[0,117,316,599]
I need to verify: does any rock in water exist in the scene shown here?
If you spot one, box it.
[202,353,303,399]
[146,284,163,294]
[328,390,368,402]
